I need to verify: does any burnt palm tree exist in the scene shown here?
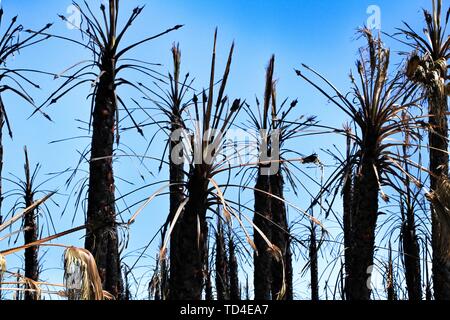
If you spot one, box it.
[34,0,181,298]
[252,56,275,300]
[245,55,317,299]
[399,114,422,300]
[138,44,193,287]
[297,29,421,300]
[166,45,190,252]
[394,0,450,299]
[167,30,245,299]
[22,147,38,300]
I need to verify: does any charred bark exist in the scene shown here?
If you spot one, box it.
[23,148,39,300]
[309,219,319,301]
[401,199,422,300]
[169,171,208,300]
[270,173,292,300]
[0,99,2,300]
[0,97,3,230]
[253,170,272,300]
[343,131,353,300]
[229,232,240,300]
[84,55,123,299]
[428,90,450,300]
[215,217,229,300]
[345,139,379,300]
[386,263,396,300]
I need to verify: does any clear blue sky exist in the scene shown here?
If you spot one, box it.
[0,0,430,299]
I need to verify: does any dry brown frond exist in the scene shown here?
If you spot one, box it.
[23,278,41,300]
[63,247,104,300]
[267,244,286,300]
[406,52,421,79]
[405,51,447,94]
[102,290,115,300]
[0,253,6,279]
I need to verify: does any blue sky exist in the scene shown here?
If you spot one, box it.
[0,0,431,299]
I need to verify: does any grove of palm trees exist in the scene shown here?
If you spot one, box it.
[0,0,449,305]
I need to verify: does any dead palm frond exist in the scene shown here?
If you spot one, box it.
[64,246,104,300]
[0,253,5,279]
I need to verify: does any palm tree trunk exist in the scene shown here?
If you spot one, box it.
[204,237,213,300]
[169,171,208,299]
[428,90,450,300]
[215,216,229,300]
[253,170,272,300]
[270,173,292,299]
[401,199,422,300]
[401,134,422,300]
[84,56,123,299]
[346,149,379,300]
[309,219,319,300]
[229,233,240,300]
[168,122,185,226]
[343,131,353,300]
[23,148,38,300]
[386,245,396,300]
[0,97,3,228]
[167,116,186,295]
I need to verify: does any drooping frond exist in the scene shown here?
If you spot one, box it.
[63,247,104,300]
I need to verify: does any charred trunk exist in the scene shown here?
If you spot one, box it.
[0,98,2,300]
[23,148,38,300]
[169,170,208,299]
[168,114,185,232]
[204,237,213,301]
[229,232,240,300]
[428,90,450,300]
[215,217,229,300]
[401,200,422,300]
[343,131,353,300]
[0,96,3,229]
[253,169,272,300]
[386,254,396,300]
[270,173,292,300]
[345,140,379,300]
[85,56,123,299]
[309,220,319,300]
